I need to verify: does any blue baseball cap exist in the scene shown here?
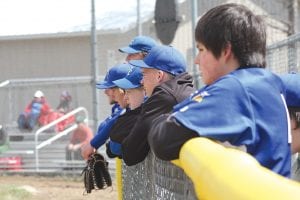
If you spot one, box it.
[129,45,186,76]
[119,36,157,54]
[280,73,300,107]
[113,67,143,89]
[96,63,132,89]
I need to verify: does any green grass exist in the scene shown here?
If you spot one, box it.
[0,185,32,200]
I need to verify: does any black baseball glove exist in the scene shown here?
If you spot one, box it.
[82,153,112,193]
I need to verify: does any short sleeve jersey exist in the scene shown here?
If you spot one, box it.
[90,104,125,149]
[171,68,291,177]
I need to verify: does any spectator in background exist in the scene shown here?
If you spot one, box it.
[66,115,93,160]
[57,90,72,114]
[0,125,7,146]
[17,90,51,131]
[53,91,74,132]
[0,125,8,152]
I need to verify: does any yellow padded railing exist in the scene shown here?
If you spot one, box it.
[175,137,300,200]
[116,158,123,200]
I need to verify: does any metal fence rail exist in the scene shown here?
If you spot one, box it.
[35,107,88,171]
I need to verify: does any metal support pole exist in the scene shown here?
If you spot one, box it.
[137,0,142,35]
[294,0,299,33]
[292,0,299,72]
[91,0,100,133]
[191,0,199,88]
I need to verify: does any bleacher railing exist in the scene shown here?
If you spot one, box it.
[35,107,88,171]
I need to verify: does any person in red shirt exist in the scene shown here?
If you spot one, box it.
[46,91,75,132]
[18,90,52,131]
[56,91,72,114]
[66,116,93,160]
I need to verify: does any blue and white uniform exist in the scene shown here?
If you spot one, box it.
[90,104,125,149]
[149,68,291,177]
[90,63,132,154]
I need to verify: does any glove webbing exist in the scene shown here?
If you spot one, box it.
[82,153,112,194]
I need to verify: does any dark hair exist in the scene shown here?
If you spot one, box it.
[195,3,266,68]
[289,107,300,129]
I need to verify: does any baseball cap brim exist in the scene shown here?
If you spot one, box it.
[281,73,300,107]
[113,78,140,89]
[119,46,141,54]
[129,59,153,69]
[96,81,116,89]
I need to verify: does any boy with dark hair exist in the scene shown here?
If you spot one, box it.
[148,3,291,177]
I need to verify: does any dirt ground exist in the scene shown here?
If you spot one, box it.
[0,174,118,200]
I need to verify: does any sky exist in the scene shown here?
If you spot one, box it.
[0,0,156,36]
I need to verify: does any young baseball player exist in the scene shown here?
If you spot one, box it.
[105,66,146,157]
[148,3,291,177]
[119,35,157,62]
[103,36,156,158]
[81,63,131,160]
[121,45,195,166]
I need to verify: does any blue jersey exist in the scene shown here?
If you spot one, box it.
[111,103,121,115]
[109,141,122,155]
[280,73,300,107]
[171,68,291,177]
[90,105,125,149]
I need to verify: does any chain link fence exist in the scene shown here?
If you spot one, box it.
[267,33,300,74]
[0,76,109,129]
[122,152,197,200]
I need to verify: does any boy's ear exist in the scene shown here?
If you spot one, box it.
[157,70,164,82]
[222,42,233,60]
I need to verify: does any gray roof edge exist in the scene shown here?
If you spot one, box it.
[0,27,128,41]
[0,11,153,41]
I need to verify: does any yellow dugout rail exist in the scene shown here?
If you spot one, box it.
[116,158,123,200]
[175,138,300,200]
